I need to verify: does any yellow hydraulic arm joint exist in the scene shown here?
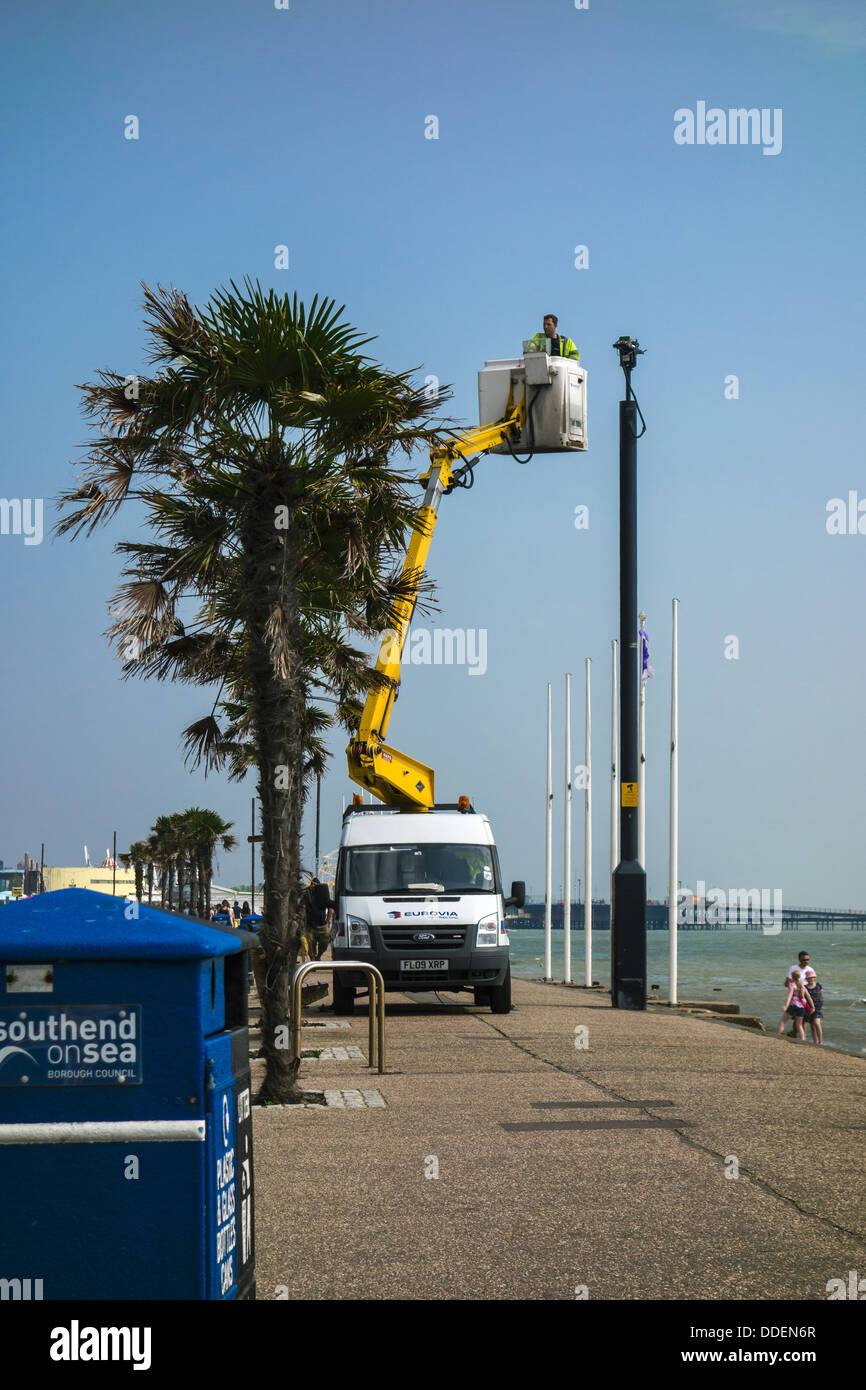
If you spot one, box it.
[419,406,525,485]
[346,401,525,811]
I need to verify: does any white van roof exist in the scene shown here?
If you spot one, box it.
[341,808,494,848]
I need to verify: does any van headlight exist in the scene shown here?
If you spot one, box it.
[347,915,371,949]
[475,914,499,948]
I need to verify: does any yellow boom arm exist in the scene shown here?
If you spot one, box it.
[346,402,525,810]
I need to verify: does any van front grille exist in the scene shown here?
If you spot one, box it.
[378,925,467,950]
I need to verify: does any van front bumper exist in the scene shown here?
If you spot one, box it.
[331,947,510,992]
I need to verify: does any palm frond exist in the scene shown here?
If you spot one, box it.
[181,715,230,773]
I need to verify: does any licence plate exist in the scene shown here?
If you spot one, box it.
[400,959,447,971]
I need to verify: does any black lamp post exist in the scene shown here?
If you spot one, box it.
[610,336,647,1010]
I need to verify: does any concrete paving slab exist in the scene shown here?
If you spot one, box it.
[251,976,866,1300]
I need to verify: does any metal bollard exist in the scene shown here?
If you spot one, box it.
[291,961,385,1074]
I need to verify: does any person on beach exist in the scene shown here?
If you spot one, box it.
[784,952,817,1038]
[786,951,816,992]
[805,977,824,1044]
[778,968,813,1041]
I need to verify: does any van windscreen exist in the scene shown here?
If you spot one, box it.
[343,844,496,895]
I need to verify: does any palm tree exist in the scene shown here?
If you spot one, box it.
[182,807,236,917]
[128,811,235,918]
[119,841,148,902]
[151,814,178,910]
[170,811,196,914]
[144,835,158,905]
[57,280,443,1102]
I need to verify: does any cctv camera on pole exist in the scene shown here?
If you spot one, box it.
[611,337,647,1010]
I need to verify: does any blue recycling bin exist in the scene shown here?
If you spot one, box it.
[0,889,256,1300]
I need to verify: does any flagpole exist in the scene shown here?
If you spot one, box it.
[638,610,646,869]
[564,672,572,985]
[668,599,679,1006]
[544,683,553,982]
[610,639,618,913]
[584,658,592,988]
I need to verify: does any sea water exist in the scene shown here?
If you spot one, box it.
[508,927,866,1059]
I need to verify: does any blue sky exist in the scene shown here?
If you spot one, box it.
[1,0,864,908]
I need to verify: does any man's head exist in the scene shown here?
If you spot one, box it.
[798,952,811,966]
[542,314,558,338]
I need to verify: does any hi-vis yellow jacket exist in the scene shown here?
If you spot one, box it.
[525,332,580,360]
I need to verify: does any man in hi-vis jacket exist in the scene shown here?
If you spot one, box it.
[524,313,579,360]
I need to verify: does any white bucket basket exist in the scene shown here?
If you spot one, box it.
[477,355,588,453]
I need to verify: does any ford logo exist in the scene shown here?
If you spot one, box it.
[413,932,435,942]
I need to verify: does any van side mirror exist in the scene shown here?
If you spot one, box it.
[505,880,525,909]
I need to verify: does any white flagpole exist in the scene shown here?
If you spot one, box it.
[564,672,572,985]
[668,599,679,1006]
[638,609,647,869]
[610,639,618,899]
[544,683,553,982]
[584,658,592,988]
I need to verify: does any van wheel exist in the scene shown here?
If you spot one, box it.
[489,967,512,1014]
[332,975,355,1015]
[473,986,491,1007]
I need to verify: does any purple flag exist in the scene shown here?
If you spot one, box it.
[639,627,654,688]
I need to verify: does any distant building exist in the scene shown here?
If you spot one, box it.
[0,852,45,900]
[0,866,38,900]
[40,865,138,898]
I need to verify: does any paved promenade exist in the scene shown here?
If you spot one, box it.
[251,978,866,1301]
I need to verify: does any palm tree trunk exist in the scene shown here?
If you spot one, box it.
[193,849,200,917]
[204,848,213,917]
[256,712,305,1104]
[243,489,306,1104]
[199,848,208,917]
[177,855,186,913]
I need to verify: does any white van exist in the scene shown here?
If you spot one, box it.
[330,803,524,1014]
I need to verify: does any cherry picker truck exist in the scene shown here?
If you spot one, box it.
[323,347,588,1012]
